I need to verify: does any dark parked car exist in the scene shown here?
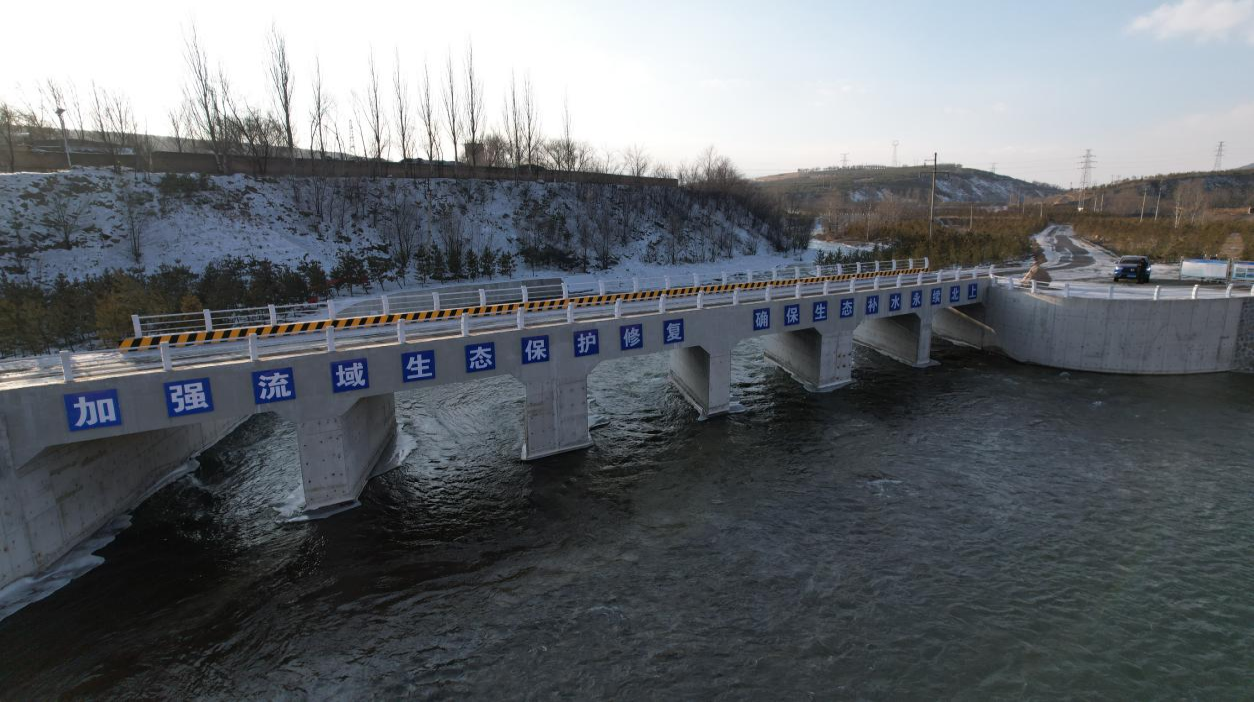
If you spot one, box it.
[1113,255,1151,283]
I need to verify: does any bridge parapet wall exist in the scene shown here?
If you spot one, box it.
[1237,299,1254,372]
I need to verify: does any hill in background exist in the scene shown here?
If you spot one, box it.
[757,165,1062,211]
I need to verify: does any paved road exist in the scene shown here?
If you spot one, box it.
[1050,233,1096,271]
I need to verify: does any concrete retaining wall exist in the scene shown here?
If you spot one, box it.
[0,417,240,589]
[979,286,1247,374]
[1237,299,1254,372]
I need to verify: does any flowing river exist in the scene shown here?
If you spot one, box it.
[1,339,1251,698]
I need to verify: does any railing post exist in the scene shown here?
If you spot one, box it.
[746,270,753,283]
[561,282,569,299]
[326,325,336,352]
[732,288,740,305]
[159,341,172,372]
[765,285,772,302]
[1225,284,1233,298]
[693,272,700,287]
[1191,284,1199,300]
[1107,285,1115,300]
[479,289,487,306]
[721,272,728,285]
[396,320,406,343]
[1031,280,1038,293]
[916,272,923,285]
[794,282,801,298]
[632,277,640,292]
[697,291,705,309]
[202,309,214,332]
[875,260,881,272]
[848,279,856,293]
[1153,285,1161,301]
[268,303,278,325]
[891,259,897,271]
[598,280,606,296]
[873,276,880,290]
[1064,283,1071,298]
[836,263,843,276]
[521,286,529,303]
[566,302,575,324]
[248,333,259,362]
[908,258,914,269]
[432,291,441,311]
[924,256,930,270]
[659,294,667,313]
[614,299,622,318]
[461,311,470,336]
[664,276,671,290]
[772,269,779,282]
[516,306,525,329]
[380,296,390,317]
[856,262,862,274]
[793,265,801,279]
[327,299,336,319]
[895,274,902,288]
[822,280,830,295]
[131,314,142,338]
[60,350,74,382]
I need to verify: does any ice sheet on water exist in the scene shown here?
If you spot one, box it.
[0,515,131,622]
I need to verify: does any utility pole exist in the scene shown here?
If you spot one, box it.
[927,152,938,240]
[54,107,72,169]
[1213,141,1225,171]
[1139,185,1148,222]
[1153,185,1162,221]
[891,140,899,168]
[1077,149,1095,212]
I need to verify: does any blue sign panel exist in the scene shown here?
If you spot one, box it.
[465,342,496,373]
[574,329,600,357]
[663,318,685,344]
[521,336,549,364]
[888,293,903,312]
[865,295,880,315]
[930,287,942,305]
[253,367,296,404]
[330,358,369,393]
[813,300,828,322]
[911,290,923,309]
[839,298,855,318]
[164,377,214,417]
[620,323,644,350]
[64,388,121,432]
[784,304,800,326]
[402,350,437,380]
[753,308,771,331]
[949,285,961,302]
[968,282,979,300]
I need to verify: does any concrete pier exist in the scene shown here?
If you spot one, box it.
[521,376,593,460]
[296,393,398,512]
[853,313,936,367]
[669,345,732,418]
[764,328,854,391]
[933,304,1000,350]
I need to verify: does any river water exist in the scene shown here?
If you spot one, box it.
[1,339,1251,699]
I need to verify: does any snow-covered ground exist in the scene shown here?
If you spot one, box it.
[1035,225,1185,282]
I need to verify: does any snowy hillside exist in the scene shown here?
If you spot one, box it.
[758,166,1061,209]
[0,168,779,282]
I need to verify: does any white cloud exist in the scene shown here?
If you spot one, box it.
[1128,0,1254,42]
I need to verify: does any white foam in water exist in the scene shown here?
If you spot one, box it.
[588,414,611,430]
[0,515,131,622]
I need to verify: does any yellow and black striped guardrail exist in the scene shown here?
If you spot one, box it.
[118,267,928,351]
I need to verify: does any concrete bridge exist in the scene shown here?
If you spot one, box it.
[2,260,1251,590]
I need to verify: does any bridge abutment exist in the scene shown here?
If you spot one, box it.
[764,328,854,391]
[521,376,593,460]
[669,345,732,418]
[296,393,398,513]
[853,313,936,368]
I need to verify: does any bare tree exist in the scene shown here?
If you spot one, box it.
[521,73,541,167]
[308,56,330,162]
[383,196,420,281]
[182,23,228,173]
[361,50,388,162]
[118,175,153,263]
[266,23,296,167]
[502,71,522,168]
[0,103,20,172]
[42,179,88,250]
[89,84,137,170]
[442,51,461,164]
[417,58,441,162]
[391,49,413,165]
[623,144,650,178]
[462,40,485,166]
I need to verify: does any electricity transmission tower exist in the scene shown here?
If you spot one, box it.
[891,140,899,167]
[990,162,997,174]
[1213,141,1225,170]
[1077,149,1096,212]
[840,153,849,169]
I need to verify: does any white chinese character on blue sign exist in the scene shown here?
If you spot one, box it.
[911,290,923,308]
[64,389,121,432]
[784,304,800,326]
[465,342,496,372]
[865,295,880,315]
[331,358,369,392]
[968,282,979,299]
[753,308,770,330]
[521,336,549,364]
[164,378,213,417]
[253,368,295,404]
[620,324,643,350]
[888,293,902,311]
[403,350,437,380]
[949,285,961,302]
[663,319,684,344]
[840,298,855,318]
[931,287,942,305]
[813,300,828,321]
[574,329,599,357]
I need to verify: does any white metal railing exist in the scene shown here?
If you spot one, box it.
[130,257,932,337]
[992,275,1254,301]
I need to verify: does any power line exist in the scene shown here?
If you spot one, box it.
[1213,140,1225,171]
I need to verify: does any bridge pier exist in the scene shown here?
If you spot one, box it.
[669,345,732,418]
[853,313,937,368]
[521,376,593,460]
[296,393,397,513]
[933,304,999,350]
[764,328,855,391]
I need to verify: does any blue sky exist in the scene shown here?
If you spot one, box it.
[2,0,1252,185]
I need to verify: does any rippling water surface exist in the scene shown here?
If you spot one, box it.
[1,340,1252,698]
